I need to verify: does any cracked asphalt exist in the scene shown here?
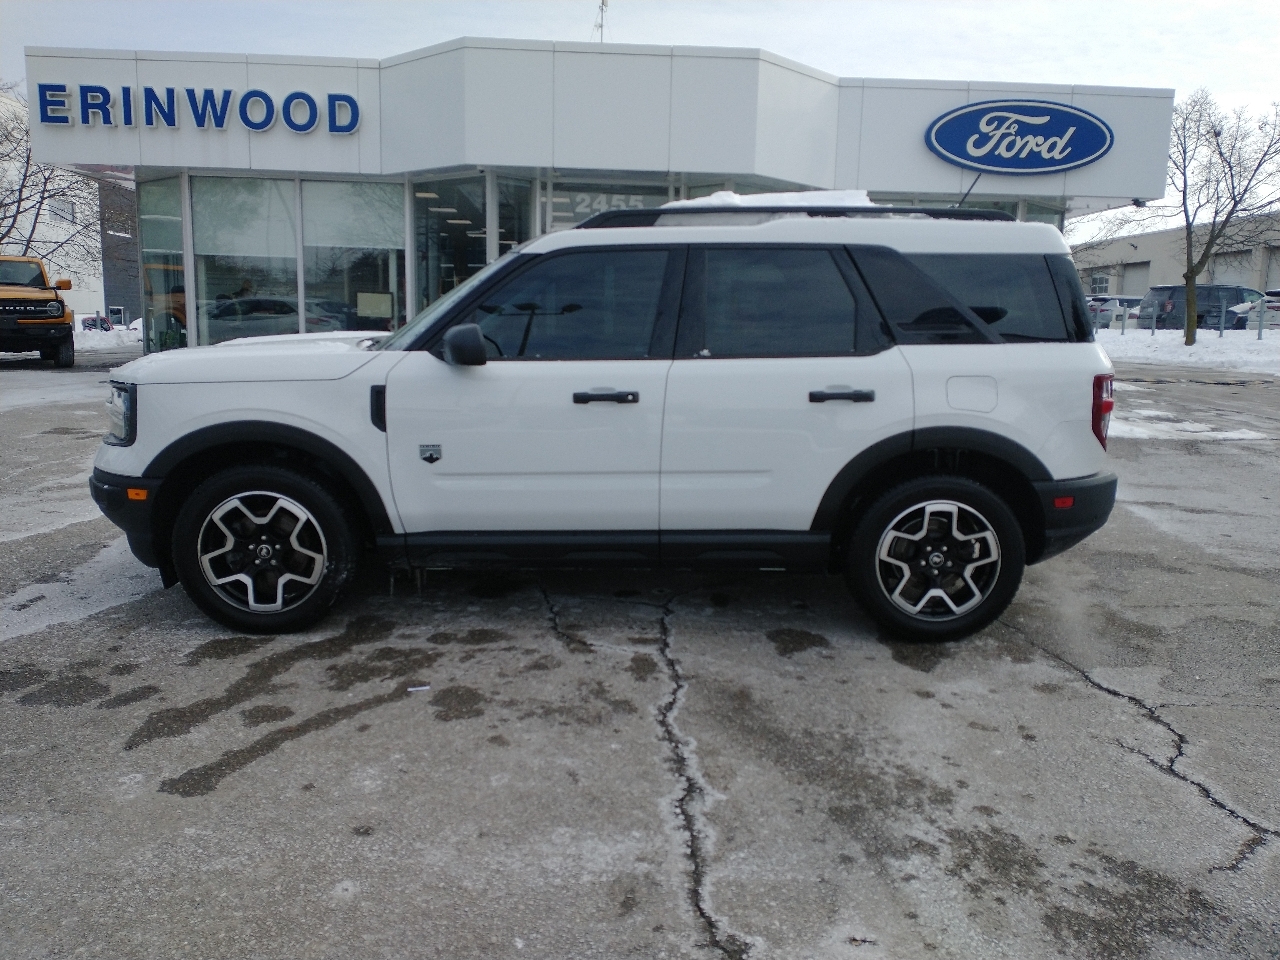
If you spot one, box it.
[1,356,1278,959]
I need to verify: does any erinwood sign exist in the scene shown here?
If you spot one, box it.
[36,83,360,134]
[926,100,1113,175]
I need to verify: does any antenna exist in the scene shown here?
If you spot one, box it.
[591,0,608,42]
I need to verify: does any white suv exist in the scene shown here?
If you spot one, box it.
[91,198,1116,641]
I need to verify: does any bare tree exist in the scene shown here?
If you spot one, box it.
[1169,89,1280,344]
[0,87,103,281]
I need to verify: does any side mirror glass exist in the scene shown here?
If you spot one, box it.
[55,279,72,290]
[442,323,487,367]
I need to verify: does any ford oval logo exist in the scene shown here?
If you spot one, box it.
[926,99,1114,175]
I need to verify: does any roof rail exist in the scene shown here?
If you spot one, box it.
[576,206,1017,229]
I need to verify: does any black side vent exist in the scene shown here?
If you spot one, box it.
[370,385,386,432]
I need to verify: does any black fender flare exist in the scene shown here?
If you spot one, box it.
[810,427,1051,532]
[144,420,395,535]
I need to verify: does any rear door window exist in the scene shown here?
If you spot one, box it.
[679,247,859,358]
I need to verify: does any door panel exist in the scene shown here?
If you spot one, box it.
[660,352,914,529]
[386,354,671,532]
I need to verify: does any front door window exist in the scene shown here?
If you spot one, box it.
[459,249,670,360]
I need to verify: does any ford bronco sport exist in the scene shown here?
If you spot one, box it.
[0,255,75,366]
[90,196,1116,641]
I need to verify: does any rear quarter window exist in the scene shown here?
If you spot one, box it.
[908,253,1084,342]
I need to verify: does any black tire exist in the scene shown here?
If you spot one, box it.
[846,476,1025,642]
[171,465,358,633]
[53,337,74,367]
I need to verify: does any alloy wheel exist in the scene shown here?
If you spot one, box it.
[197,491,328,613]
[874,499,1001,620]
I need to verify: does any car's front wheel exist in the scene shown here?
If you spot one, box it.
[171,466,358,633]
[53,337,74,367]
[846,476,1025,641]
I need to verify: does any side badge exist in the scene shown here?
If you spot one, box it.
[419,444,442,464]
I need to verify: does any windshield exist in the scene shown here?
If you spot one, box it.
[378,254,522,351]
[0,260,47,287]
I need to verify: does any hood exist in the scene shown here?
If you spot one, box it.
[112,332,384,385]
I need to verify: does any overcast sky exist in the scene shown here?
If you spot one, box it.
[1,0,1275,113]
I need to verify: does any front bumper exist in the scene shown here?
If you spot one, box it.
[90,468,163,568]
[1030,471,1117,563]
[0,322,73,349]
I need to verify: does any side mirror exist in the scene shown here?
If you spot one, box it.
[55,279,72,290]
[442,323,487,366]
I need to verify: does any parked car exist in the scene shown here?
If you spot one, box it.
[1227,291,1280,329]
[1086,295,1112,320]
[81,314,114,331]
[0,254,75,366]
[1095,297,1142,329]
[1136,284,1265,329]
[203,297,345,344]
[90,197,1116,641]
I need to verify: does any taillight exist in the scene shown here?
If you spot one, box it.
[1093,374,1114,450]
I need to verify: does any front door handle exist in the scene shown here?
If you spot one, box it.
[809,389,875,403]
[574,390,639,404]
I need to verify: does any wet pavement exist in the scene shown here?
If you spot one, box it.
[0,360,1277,959]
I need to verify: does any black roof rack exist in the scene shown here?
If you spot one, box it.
[577,206,1016,229]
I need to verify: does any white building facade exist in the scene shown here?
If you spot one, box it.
[25,37,1175,351]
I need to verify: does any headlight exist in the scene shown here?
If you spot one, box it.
[104,381,137,446]
[47,300,64,317]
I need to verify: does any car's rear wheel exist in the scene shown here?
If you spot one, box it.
[846,476,1025,641]
[172,465,358,633]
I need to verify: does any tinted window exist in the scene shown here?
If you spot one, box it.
[684,247,857,357]
[1045,255,1093,341]
[849,247,990,345]
[462,249,669,360]
[0,261,46,287]
[910,254,1074,342]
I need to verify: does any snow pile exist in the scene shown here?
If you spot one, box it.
[1108,404,1268,441]
[74,326,142,351]
[662,189,876,209]
[1096,328,1280,376]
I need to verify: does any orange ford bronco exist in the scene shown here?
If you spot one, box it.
[0,255,74,366]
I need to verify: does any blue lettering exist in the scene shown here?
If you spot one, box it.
[327,94,359,134]
[238,90,275,131]
[144,87,177,127]
[79,85,113,126]
[37,84,70,124]
[186,88,233,129]
[121,87,134,126]
[282,91,318,133]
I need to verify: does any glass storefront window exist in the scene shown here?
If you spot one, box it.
[547,182,670,231]
[497,178,531,257]
[1025,201,1065,229]
[191,177,299,345]
[303,181,406,332]
[137,178,185,353]
[414,177,486,310]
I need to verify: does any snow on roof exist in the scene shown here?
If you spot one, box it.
[661,189,876,209]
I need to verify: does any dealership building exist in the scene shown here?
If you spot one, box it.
[25,37,1175,351]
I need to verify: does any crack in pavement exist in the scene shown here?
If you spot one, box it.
[1000,617,1278,871]
[537,585,592,653]
[652,591,751,960]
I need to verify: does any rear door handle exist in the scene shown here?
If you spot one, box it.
[809,389,875,403]
[573,390,639,404]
